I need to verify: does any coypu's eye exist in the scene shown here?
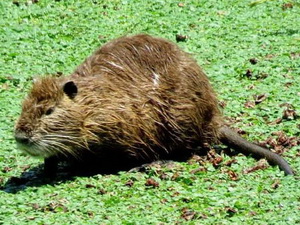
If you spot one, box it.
[45,107,54,116]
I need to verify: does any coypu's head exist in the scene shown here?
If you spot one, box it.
[14,77,89,158]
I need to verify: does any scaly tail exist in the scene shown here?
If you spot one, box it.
[219,126,294,175]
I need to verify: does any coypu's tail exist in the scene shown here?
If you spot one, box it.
[219,126,294,176]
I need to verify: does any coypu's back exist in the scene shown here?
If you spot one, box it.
[71,34,223,160]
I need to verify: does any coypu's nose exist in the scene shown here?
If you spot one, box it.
[15,131,30,145]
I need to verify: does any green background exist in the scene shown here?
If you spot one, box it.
[0,0,299,224]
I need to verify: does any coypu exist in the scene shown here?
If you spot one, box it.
[14,34,293,175]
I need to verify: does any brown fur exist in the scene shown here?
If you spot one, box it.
[14,34,293,175]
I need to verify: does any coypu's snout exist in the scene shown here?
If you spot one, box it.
[14,130,31,145]
[14,128,48,158]
[14,120,33,146]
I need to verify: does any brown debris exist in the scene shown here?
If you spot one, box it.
[160,198,168,204]
[245,69,253,78]
[175,34,188,42]
[226,169,239,181]
[87,211,94,218]
[269,117,282,125]
[270,104,297,124]
[98,189,107,195]
[42,202,68,213]
[272,131,299,148]
[145,178,159,188]
[188,155,204,165]
[171,172,180,181]
[159,172,169,180]
[20,165,31,172]
[212,156,223,168]
[248,84,255,90]
[190,167,207,174]
[85,184,96,188]
[218,100,227,109]
[225,207,237,215]
[181,208,196,221]
[271,180,280,189]
[244,93,267,108]
[282,107,298,120]
[243,159,268,174]
[282,3,293,10]
[244,100,255,108]
[2,167,13,173]
[224,159,237,167]
[254,93,267,104]
[284,82,293,88]
[12,0,20,6]
[236,128,247,135]
[249,211,257,216]
[125,179,134,187]
[207,149,223,168]
[249,58,258,65]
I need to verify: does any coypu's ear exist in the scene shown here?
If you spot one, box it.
[63,81,78,99]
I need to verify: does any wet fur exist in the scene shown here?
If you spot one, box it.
[15,34,293,175]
